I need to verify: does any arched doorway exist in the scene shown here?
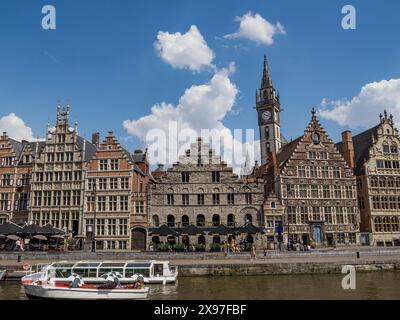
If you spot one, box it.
[152,215,160,227]
[131,228,147,251]
[213,235,221,244]
[198,235,206,245]
[167,236,176,245]
[182,235,190,247]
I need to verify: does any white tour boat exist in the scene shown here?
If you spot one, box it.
[0,270,6,280]
[24,282,149,300]
[22,260,178,285]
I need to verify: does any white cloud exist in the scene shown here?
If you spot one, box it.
[154,25,215,72]
[319,79,400,129]
[0,113,34,141]
[224,12,286,45]
[123,65,260,172]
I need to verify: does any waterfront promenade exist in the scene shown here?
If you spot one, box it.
[0,247,399,277]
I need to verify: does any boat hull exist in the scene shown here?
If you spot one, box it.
[24,283,149,300]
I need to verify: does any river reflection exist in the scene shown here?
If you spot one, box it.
[1,272,399,300]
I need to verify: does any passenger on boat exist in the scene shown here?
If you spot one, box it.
[68,273,85,288]
[98,275,117,289]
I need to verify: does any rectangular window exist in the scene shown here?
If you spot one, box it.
[212,171,220,183]
[299,185,307,198]
[167,194,174,205]
[181,172,190,183]
[99,159,108,171]
[109,196,118,211]
[120,196,129,211]
[63,191,71,206]
[197,194,205,205]
[227,193,234,205]
[110,178,118,190]
[108,219,117,236]
[245,193,252,204]
[334,186,342,198]
[135,201,144,213]
[333,167,340,178]
[311,185,319,198]
[98,178,107,190]
[120,177,129,189]
[119,219,128,236]
[212,194,220,205]
[97,219,105,236]
[98,196,106,211]
[182,194,189,206]
[110,159,119,171]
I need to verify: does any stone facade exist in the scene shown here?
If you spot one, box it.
[337,112,400,247]
[29,105,97,236]
[262,111,360,247]
[83,132,150,251]
[0,133,41,224]
[149,138,265,250]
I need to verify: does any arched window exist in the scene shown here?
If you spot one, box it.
[391,144,398,154]
[182,215,189,227]
[227,214,235,227]
[212,214,220,226]
[152,215,160,227]
[213,235,221,244]
[245,214,253,224]
[196,214,205,227]
[167,215,175,227]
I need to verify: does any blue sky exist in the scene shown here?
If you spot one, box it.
[1,0,400,161]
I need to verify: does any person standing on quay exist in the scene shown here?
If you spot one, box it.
[250,244,257,259]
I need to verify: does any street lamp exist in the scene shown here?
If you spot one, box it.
[91,182,97,253]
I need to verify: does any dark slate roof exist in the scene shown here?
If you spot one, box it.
[132,150,146,162]
[9,138,24,159]
[335,125,379,175]
[76,136,97,162]
[277,136,302,169]
[28,141,46,156]
[0,222,23,235]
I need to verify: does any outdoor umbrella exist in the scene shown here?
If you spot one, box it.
[50,235,65,239]
[0,222,23,235]
[6,235,20,241]
[21,224,44,235]
[41,224,65,235]
[33,235,48,241]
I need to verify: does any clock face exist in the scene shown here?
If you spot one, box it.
[312,131,320,144]
[262,111,271,121]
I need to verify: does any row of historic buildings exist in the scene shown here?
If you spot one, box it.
[0,56,399,249]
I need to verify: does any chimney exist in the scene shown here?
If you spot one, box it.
[341,131,355,170]
[92,132,100,147]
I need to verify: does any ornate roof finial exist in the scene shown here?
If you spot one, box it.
[390,114,394,123]
[384,109,388,119]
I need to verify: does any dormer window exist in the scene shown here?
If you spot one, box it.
[391,144,398,154]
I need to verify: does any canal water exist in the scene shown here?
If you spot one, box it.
[1,272,399,300]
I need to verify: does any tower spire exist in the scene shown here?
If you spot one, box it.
[261,54,272,88]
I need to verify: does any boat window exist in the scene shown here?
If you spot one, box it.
[124,268,150,278]
[52,263,75,268]
[126,263,151,268]
[74,263,101,268]
[154,264,164,276]
[99,268,124,275]
[72,268,98,278]
[55,268,72,278]
[99,262,126,267]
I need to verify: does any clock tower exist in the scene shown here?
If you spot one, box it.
[256,55,282,165]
